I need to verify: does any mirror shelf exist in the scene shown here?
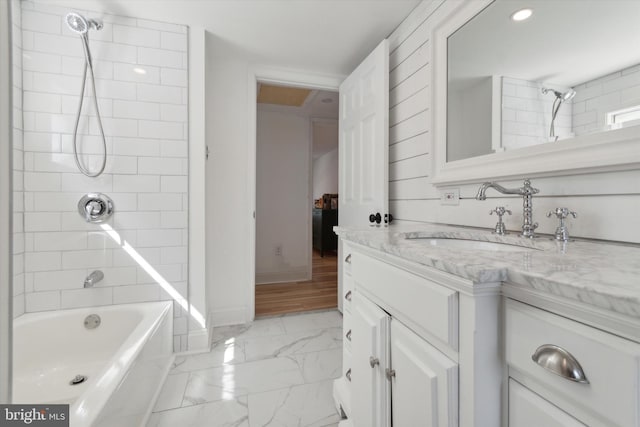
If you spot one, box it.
[432,0,640,186]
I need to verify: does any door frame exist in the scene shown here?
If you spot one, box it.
[0,0,13,403]
[247,66,344,320]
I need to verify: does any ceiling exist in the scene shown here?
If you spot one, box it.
[258,84,312,107]
[449,0,640,88]
[37,0,421,75]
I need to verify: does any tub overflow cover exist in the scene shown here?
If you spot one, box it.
[84,314,101,329]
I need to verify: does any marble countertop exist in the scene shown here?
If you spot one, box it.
[335,224,640,319]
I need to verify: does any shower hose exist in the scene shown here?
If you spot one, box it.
[72,33,107,177]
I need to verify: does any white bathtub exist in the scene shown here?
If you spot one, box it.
[12,301,173,427]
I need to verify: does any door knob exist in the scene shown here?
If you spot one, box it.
[369,212,382,224]
[369,356,379,368]
[384,213,394,224]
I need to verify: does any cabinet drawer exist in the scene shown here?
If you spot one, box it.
[506,299,640,427]
[353,252,458,351]
[509,379,585,427]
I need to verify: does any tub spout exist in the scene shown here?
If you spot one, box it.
[84,270,104,288]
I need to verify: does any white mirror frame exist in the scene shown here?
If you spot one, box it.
[432,0,640,186]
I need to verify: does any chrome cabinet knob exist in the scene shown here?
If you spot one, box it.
[344,291,352,301]
[346,330,352,341]
[385,368,396,380]
[345,368,352,382]
[345,254,352,264]
[369,357,379,368]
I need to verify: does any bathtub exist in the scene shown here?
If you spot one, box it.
[12,301,173,427]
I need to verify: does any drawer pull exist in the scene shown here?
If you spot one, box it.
[346,368,352,382]
[345,254,352,264]
[344,290,352,301]
[369,357,379,368]
[346,330,352,341]
[531,344,589,384]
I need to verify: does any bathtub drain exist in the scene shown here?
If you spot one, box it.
[69,375,87,385]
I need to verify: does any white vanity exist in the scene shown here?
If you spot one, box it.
[332,225,640,426]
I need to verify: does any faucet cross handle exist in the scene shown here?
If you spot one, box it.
[490,206,512,217]
[489,206,511,235]
[546,207,577,220]
[546,208,577,241]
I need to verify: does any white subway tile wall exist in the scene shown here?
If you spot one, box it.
[572,63,640,136]
[501,76,573,150]
[13,0,25,318]
[17,1,190,351]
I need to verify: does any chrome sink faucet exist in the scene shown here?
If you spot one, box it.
[476,179,540,238]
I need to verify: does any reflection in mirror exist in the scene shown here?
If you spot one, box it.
[447,0,640,162]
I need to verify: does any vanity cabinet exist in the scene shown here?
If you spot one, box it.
[334,240,501,427]
[504,298,640,427]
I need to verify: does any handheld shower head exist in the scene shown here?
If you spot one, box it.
[541,87,576,102]
[66,12,88,34]
[65,12,103,34]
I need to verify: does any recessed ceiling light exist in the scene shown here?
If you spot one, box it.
[133,67,147,75]
[511,8,533,22]
[321,98,333,104]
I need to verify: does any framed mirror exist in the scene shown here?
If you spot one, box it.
[432,0,640,185]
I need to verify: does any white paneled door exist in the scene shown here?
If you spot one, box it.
[338,39,389,228]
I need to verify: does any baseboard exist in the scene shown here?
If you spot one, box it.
[187,327,209,352]
[208,306,249,328]
[255,267,309,285]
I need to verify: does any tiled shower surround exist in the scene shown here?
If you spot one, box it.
[15,1,190,351]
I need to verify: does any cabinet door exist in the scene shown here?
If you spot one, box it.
[390,320,458,427]
[509,379,585,427]
[351,292,391,427]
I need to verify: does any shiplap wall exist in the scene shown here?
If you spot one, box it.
[387,0,640,243]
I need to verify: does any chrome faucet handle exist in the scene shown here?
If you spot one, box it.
[489,206,511,235]
[546,208,577,241]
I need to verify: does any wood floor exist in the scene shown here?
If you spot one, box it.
[255,249,338,316]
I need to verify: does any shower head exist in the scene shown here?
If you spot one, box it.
[65,12,103,34]
[66,12,88,34]
[542,87,576,102]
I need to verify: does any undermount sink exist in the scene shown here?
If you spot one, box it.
[407,238,538,252]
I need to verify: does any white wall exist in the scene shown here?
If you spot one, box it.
[17,1,191,351]
[388,0,640,243]
[313,148,338,200]
[255,109,311,284]
[447,77,492,161]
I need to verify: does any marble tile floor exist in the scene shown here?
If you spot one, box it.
[147,310,344,427]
